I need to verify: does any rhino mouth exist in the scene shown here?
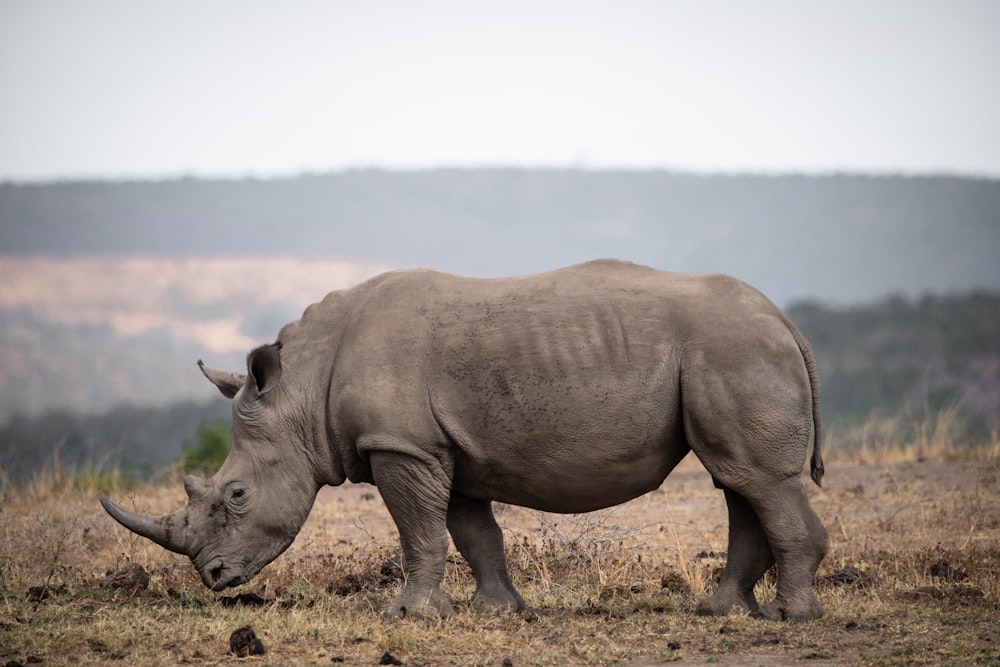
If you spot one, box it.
[198,558,250,591]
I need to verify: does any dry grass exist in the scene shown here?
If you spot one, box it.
[822,402,999,465]
[2,438,999,666]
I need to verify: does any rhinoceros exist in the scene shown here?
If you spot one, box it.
[102,259,828,621]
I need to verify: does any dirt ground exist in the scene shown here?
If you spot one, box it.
[302,455,1000,665]
[1,453,998,666]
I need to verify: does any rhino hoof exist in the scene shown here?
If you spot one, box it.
[383,592,454,620]
[753,597,824,622]
[382,606,417,621]
[694,594,755,617]
[472,594,526,615]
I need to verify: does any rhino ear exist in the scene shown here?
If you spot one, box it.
[198,360,246,399]
[247,342,282,395]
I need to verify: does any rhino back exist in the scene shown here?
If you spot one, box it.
[315,260,784,510]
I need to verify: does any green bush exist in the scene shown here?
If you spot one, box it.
[73,468,136,495]
[180,423,231,475]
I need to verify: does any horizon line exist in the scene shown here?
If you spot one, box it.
[3,163,1000,185]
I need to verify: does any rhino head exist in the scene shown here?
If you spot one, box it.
[101,343,320,590]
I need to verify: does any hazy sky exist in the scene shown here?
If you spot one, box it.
[1,0,998,180]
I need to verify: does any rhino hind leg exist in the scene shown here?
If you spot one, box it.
[701,472,827,621]
[369,451,454,620]
[685,438,827,620]
[682,361,828,620]
[447,496,525,613]
[695,487,774,617]
[745,476,828,621]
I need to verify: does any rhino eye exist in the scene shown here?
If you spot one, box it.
[225,482,250,506]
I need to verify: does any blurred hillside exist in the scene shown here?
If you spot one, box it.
[0,307,243,422]
[1,290,998,483]
[3,170,999,306]
[1,169,998,481]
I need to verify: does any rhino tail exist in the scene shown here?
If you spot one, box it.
[784,315,824,487]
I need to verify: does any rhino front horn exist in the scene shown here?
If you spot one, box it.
[100,496,190,556]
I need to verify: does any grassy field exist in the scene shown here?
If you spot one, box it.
[2,441,998,666]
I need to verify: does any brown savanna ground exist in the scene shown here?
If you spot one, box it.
[2,442,998,666]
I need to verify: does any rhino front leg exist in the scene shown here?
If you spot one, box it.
[369,451,454,620]
[696,487,774,616]
[447,496,525,613]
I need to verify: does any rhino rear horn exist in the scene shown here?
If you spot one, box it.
[183,475,208,501]
[198,360,245,399]
[100,496,190,556]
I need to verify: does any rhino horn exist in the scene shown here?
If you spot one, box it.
[198,360,245,399]
[100,496,189,556]
[183,475,208,501]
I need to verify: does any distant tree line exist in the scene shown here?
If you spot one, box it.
[789,290,1000,440]
[0,399,230,484]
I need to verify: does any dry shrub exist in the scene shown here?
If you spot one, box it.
[826,403,999,464]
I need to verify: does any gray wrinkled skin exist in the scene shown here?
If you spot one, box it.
[103,259,828,621]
